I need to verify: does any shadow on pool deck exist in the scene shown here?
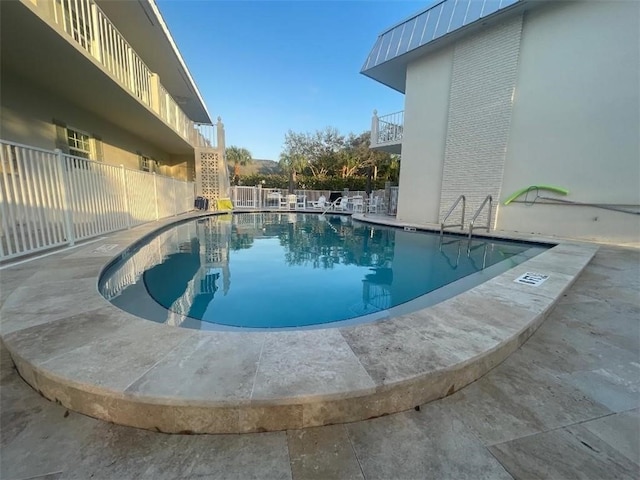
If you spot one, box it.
[0,246,638,480]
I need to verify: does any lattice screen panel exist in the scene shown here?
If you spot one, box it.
[198,150,221,201]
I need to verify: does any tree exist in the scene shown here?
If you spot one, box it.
[225,146,253,185]
[278,151,307,193]
[261,128,401,191]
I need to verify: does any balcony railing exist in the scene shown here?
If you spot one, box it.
[31,0,215,147]
[371,110,404,146]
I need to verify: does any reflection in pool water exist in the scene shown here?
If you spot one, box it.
[99,213,546,329]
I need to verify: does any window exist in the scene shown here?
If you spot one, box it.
[140,155,158,173]
[67,127,92,159]
[53,120,103,167]
[140,156,151,172]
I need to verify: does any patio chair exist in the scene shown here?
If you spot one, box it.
[351,195,364,213]
[368,196,384,214]
[266,191,281,208]
[285,194,297,210]
[333,196,349,212]
[309,195,327,209]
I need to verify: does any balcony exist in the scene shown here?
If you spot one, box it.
[371,110,403,154]
[2,0,216,153]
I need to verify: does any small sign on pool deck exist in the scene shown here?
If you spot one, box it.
[514,272,549,286]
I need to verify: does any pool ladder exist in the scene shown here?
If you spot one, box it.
[440,195,466,237]
[441,194,493,250]
[468,195,493,241]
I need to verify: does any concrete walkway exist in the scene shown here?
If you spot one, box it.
[0,241,638,479]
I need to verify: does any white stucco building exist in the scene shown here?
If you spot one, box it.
[363,0,639,244]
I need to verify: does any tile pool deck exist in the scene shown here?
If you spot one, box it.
[0,211,638,478]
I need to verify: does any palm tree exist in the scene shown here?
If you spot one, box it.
[225,146,253,185]
[279,152,307,193]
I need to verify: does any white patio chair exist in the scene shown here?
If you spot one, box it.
[333,197,349,212]
[309,195,327,209]
[284,194,296,209]
[351,195,364,213]
[368,196,383,214]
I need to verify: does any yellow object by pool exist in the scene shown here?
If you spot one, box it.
[216,198,233,211]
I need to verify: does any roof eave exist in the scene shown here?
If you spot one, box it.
[361,0,532,93]
[145,0,212,124]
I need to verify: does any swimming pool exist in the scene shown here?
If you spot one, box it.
[99,213,547,329]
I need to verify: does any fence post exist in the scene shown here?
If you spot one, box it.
[55,149,75,246]
[371,110,379,146]
[126,47,136,95]
[120,165,131,229]
[90,3,103,64]
[153,172,159,220]
[149,73,161,116]
[257,183,262,209]
[384,181,391,216]
[216,117,225,151]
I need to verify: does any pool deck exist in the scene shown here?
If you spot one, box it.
[0,211,638,479]
[0,211,605,435]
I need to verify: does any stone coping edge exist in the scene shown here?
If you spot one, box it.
[3,212,596,433]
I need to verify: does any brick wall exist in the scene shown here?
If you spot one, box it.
[439,15,523,228]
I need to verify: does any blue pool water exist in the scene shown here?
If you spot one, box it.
[99,213,547,330]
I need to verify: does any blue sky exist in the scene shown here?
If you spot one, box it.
[157,0,425,160]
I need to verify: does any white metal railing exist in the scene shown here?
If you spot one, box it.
[158,82,190,141]
[0,139,195,260]
[192,123,217,149]
[372,110,404,145]
[43,0,210,145]
[231,186,262,208]
[229,187,393,213]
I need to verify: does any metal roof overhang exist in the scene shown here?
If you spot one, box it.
[96,0,212,124]
[1,1,195,155]
[361,0,532,93]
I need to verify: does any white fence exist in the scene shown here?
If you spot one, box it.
[229,186,398,213]
[0,140,194,261]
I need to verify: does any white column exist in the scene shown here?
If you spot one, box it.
[371,110,379,146]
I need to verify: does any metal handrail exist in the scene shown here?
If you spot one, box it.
[468,195,493,241]
[440,195,466,236]
[321,196,342,216]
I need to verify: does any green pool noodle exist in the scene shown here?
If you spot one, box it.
[503,185,569,205]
